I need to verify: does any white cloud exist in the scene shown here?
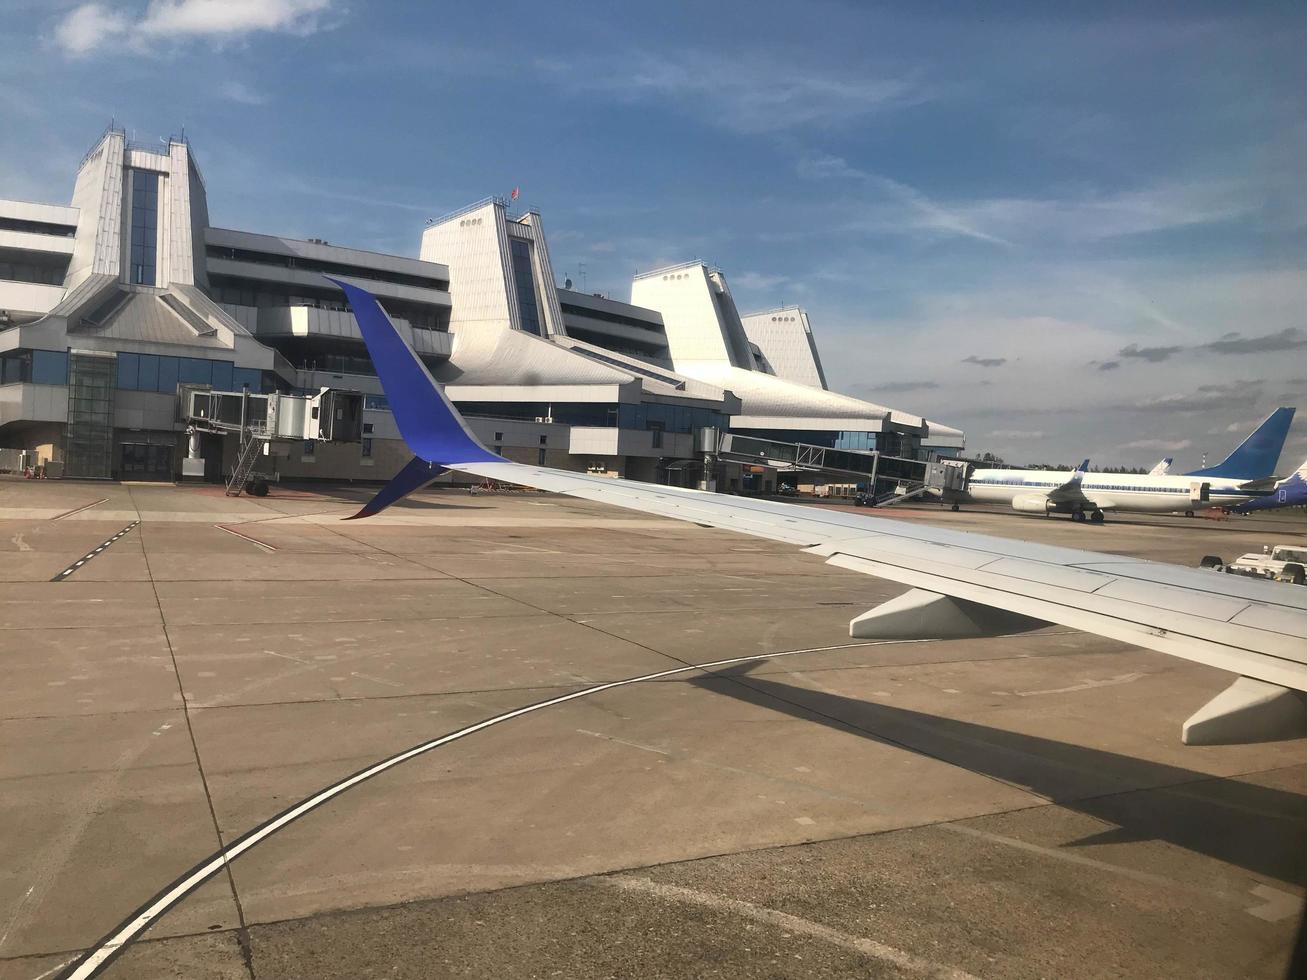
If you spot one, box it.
[801,153,1261,248]
[140,0,332,38]
[217,79,267,105]
[1120,438,1193,451]
[1134,381,1264,413]
[945,179,1258,244]
[800,154,1010,246]
[731,271,790,292]
[988,429,1045,439]
[536,53,926,134]
[53,0,334,55]
[54,3,129,54]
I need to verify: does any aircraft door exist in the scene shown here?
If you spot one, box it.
[1189,481,1210,502]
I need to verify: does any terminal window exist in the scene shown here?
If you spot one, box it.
[129,170,159,286]
[509,239,544,336]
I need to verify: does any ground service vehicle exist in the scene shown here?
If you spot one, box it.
[1201,545,1307,585]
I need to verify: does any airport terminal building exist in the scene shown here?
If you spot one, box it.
[0,126,962,489]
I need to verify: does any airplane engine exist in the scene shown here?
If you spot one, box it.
[1012,493,1053,514]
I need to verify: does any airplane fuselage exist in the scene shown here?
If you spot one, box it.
[963,468,1255,515]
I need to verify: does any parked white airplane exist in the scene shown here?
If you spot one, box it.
[335,278,1307,747]
[960,459,1282,522]
[959,409,1297,521]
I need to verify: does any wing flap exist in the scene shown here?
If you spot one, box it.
[1090,579,1251,623]
[825,542,1306,661]
[823,551,1307,693]
[978,557,1116,593]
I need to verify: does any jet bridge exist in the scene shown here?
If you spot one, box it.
[717,433,966,503]
[179,386,363,495]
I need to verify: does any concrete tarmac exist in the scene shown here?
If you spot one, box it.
[1,478,1304,979]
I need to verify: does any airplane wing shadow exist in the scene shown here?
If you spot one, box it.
[690,663,1307,887]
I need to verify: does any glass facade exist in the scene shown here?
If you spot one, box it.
[0,350,69,386]
[129,169,159,286]
[509,239,544,336]
[115,352,261,393]
[617,403,725,434]
[452,400,726,434]
[205,244,448,292]
[65,352,116,479]
[835,431,877,452]
[210,281,447,331]
[0,255,68,285]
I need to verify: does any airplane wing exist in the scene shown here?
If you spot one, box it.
[1045,460,1094,504]
[1235,477,1280,493]
[332,278,1307,746]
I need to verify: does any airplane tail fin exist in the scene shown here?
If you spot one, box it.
[1071,459,1090,481]
[1186,407,1295,480]
[1148,457,1172,476]
[326,277,501,518]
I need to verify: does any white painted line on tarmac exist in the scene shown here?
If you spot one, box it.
[1245,883,1300,922]
[596,875,982,980]
[1005,672,1146,697]
[49,522,139,582]
[214,523,278,552]
[52,498,109,521]
[29,957,77,980]
[59,639,893,980]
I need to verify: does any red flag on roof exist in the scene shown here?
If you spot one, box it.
[510,187,520,201]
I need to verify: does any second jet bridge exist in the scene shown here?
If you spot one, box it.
[718,432,951,501]
[180,386,364,494]
[183,387,364,443]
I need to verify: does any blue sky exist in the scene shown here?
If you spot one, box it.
[3,0,1305,467]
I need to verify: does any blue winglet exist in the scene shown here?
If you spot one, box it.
[326,277,500,467]
[344,455,447,520]
[1185,407,1295,480]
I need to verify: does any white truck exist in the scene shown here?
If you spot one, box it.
[1200,544,1307,585]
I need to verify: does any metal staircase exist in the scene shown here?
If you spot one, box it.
[225,434,267,496]
[874,481,931,506]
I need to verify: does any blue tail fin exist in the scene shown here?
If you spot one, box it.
[1185,407,1295,480]
[326,277,499,468]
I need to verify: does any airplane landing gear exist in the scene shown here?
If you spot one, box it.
[950,503,960,512]
[1184,509,1195,518]
[1090,509,1105,523]
[1073,509,1087,522]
